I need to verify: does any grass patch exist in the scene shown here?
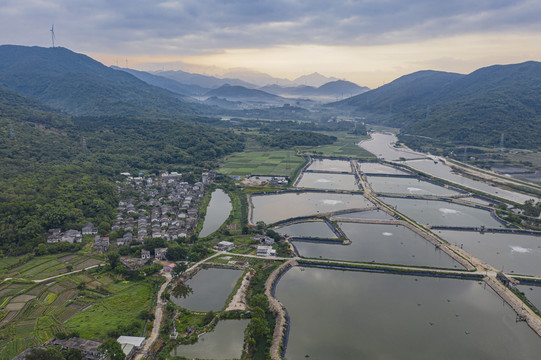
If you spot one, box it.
[219,150,305,177]
[299,132,375,159]
[64,279,154,338]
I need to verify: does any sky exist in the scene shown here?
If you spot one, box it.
[1,0,541,87]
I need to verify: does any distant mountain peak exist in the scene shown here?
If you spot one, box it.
[293,72,340,87]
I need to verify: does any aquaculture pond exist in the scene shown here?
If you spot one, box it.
[437,230,541,276]
[403,159,538,204]
[292,223,462,268]
[251,192,374,225]
[296,172,359,191]
[518,285,541,312]
[172,268,243,311]
[380,197,505,228]
[307,159,352,173]
[358,162,410,175]
[361,133,537,203]
[170,319,249,359]
[367,176,462,196]
[275,267,541,360]
[333,209,395,220]
[275,221,338,239]
[199,189,232,238]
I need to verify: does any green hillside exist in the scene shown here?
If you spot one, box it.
[331,62,541,149]
[0,87,244,254]
[0,45,199,117]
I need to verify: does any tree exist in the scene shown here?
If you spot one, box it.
[203,311,215,325]
[166,245,188,261]
[66,264,73,272]
[106,252,120,269]
[35,243,48,256]
[172,262,188,278]
[26,348,63,360]
[98,338,125,360]
[64,348,83,360]
[172,282,193,299]
[265,229,281,242]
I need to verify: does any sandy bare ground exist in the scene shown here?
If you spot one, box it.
[225,269,254,311]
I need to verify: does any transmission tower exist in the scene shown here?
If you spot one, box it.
[50,24,56,48]
[499,133,505,153]
[82,137,88,154]
[9,121,15,139]
[462,146,467,162]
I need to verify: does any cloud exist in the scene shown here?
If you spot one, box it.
[1,0,540,56]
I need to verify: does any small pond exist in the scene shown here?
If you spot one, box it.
[307,159,352,173]
[251,192,374,225]
[437,230,541,276]
[172,268,243,311]
[380,197,505,228]
[170,319,249,360]
[292,223,462,268]
[367,176,461,196]
[275,221,337,238]
[358,162,410,175]
[199,189,232,238]
[296,172,359,191]
[333,209,395,220]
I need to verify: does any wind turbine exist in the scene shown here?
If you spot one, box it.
[50,24,56,48]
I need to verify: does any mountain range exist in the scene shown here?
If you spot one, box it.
[1,44,540,149]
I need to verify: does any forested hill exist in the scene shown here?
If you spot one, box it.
[401,62,541,148]
[331,61,541,149]
[0,89,244,254]
[0,45,201,117]
[329,70,464,126]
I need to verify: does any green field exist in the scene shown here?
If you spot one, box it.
[0,250,157,360]
[299,132,376,159]
[0,254,102,280]
[219,150,305,177]
[65,279,154,338]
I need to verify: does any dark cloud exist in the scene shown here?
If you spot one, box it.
[0,0,540,55]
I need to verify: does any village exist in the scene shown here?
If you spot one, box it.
[46,171,215,255]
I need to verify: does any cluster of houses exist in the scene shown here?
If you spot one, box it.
[46,171,215,254]
[47,222,98,244]
[110,171,214,246]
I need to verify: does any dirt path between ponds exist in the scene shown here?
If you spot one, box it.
[265,259,297,360]
[225,269,254,311]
